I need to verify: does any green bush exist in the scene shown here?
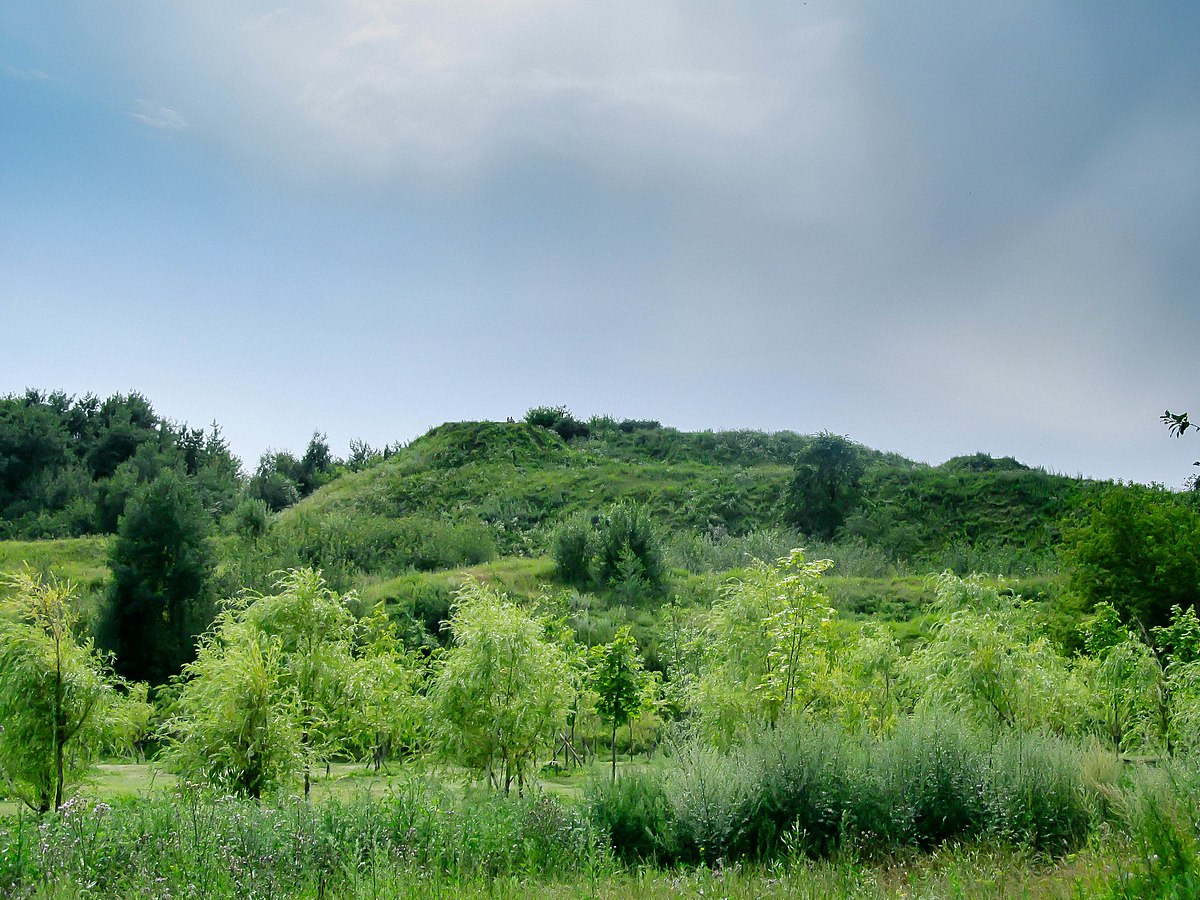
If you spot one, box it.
[586,766,675,864]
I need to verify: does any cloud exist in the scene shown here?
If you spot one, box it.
[128,99,188,132]
[3,65,59,81]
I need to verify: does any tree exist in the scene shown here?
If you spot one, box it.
[0,570,148,811]
[902,574,1085,734]
[431,580,571,792]
[690,549,837,746]
[590,627,648,781]
[162,568,357,798]
[162,617,302,799]
[592,501,665,597]
[240,568,357,796]
[1062,485,1200,630]
[1163,409,1199,489]
[103,470,217,687]
[784,433,865,540]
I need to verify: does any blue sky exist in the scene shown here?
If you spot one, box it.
[2,2,1197,485]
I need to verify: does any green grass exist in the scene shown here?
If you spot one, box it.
[0,536,110,591]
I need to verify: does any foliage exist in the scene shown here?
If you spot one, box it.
[102,469,217,686]
[1163,408,1199,489]
[551,512,593,587]
[160,618,302,798]
[591,501,665,596]
[0,570,148,811]
[1062,484,1200,630]
[342,602,428,767]
[431,580,572,792]
[903,573,1084,733]
[524,405,590,441]
[0,390,243,538]
[690,550,836,745]
[162,568,359,797]
[589,627,649,779]
[783,432,865,540]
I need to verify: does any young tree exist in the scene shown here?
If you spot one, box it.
[590,627,648,781]
[690,550,836,746]
[0,570,149,811]
[103,469,217,687]
[592,501,665,597]
[162,617,302,799]
[240,568,357,796]
[162,568,357,798]
[342,602,428,771]
[432,580,571,792]
[903,573,1085,734]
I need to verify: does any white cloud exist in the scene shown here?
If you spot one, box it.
[128,99,188,132]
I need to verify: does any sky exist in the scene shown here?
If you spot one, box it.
[2,2,1197,486]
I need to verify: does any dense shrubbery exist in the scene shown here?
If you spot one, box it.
[588,714,1095,865]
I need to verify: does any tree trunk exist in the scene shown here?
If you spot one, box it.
[611,720,618,782]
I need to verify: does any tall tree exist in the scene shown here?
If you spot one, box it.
[784,432,865,540]
[103,470,217,686]
[0,570,148,812]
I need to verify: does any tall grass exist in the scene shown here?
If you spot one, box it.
[0,780,604,899]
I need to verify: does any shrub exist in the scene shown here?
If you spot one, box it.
[586,767,675,864]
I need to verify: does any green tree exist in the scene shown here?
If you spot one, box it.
[1062,485,1200,630]
[691,549,836,746]
[1079,603,1163,753]
[0,570,148,811]
[590,627,648,781]
[162,568,357,797]
[240,568,357,796]
[103,470,217,687]
[903,574,1085,733]
[784,432,865,540]
[162,616,302,799]
[552,512,593,587]
[431,580,571,792]
[593,501,665,596]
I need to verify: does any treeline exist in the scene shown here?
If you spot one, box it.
[0,390,404,540]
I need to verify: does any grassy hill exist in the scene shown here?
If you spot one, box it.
[270,419,1095,577]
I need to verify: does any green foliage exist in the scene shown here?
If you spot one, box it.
[0,390,243,538]
[102,469,217,686]
[1105,766,1200,899]
[161,619,302,798]
[592,501,665,596]
[0,570,148,812]
[902,573,1085,733]
[162,568,359,797]
[690,550,836,744]
[1062,484,1200,630]
[432,580,572,792]
[784,432,865,540]
[524,405,590,440]
[551,512,593,587]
